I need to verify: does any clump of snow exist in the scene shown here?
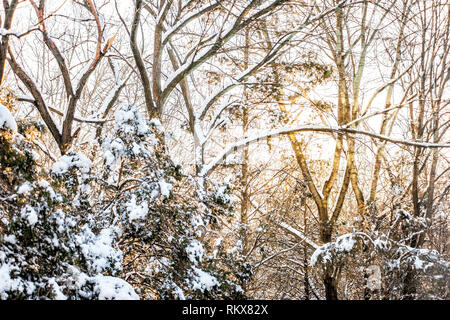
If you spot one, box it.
[160,279,185,300]
[102,137,125,168]
[37,179,61,201]
[21,205,38,226]
[186,239,205,263]
[0,28,18,37]
[191,267,219,292]
[434,210,447,220]
[94,275,139,300]
[102,104,157,170]
[310,244,332,266]
[310,234,358,266]
[31,150,40,161]
[190,214,206,231]
[0,104,17,131]
[414,256,425,270]
[78,228,122,274]
[115,104,149,136]
[158,180,172,198]
[373,238,389,250]
[149,118,163,131]
[209,179,233,205]
[335,234,357,252]
[52,152,92,175]
[132,142,144,156]
[171,284,186,300]
[392,184,404,195]
[17,180,60,202]
[47,278,67,300]
[215,185,231,203]
[17,182,33,195]
[66,265,89,290]
[212,237,223,258]
[3,234,17,244]
[110,138,125,152]
[49,209,76,234]
[145,257,172,276]
[103,149,116,168]
[126,195,149,222]
[0,263,24,299]
[214,237,223,247]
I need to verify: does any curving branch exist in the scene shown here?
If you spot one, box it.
[60,0,112,152]
[199,125,450,177]
[30,0,74,99]
[7,47,62,146]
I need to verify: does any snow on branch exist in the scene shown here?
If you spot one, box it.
[199,125,450,177]
[278,222,319,249]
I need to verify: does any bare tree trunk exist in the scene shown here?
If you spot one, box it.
[320,223,339,300]
[0,0,19,85]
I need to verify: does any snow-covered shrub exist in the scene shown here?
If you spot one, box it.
[0,115,35,194]
[309,215,450,300]
[0,102,245,300]
[97,104,245,299]
[0,126,138,299]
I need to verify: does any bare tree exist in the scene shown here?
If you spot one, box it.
[6,0,116,154]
